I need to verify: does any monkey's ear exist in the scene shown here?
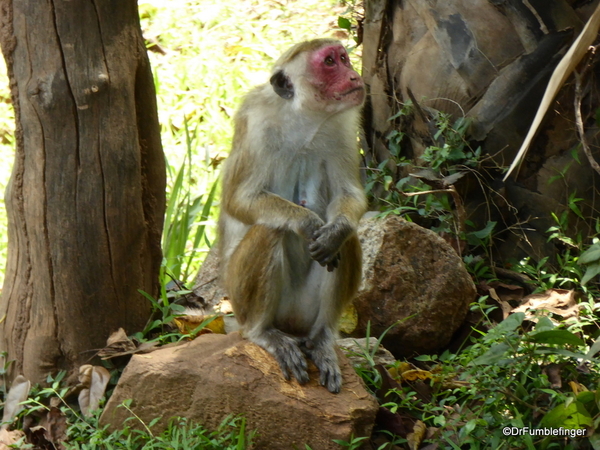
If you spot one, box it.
[270,70,294,100]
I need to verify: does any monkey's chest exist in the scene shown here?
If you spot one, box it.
[271,157,330,217]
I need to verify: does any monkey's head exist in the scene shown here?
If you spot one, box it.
[269,39,365,114]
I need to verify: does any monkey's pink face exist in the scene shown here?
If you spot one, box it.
[308,44,365,108]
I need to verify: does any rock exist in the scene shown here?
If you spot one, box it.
[350,216,476,357]
[100,332,378,450]
[338,337,396,369]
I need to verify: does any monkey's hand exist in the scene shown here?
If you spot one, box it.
[297,211,325,241]
[308,218,352,272]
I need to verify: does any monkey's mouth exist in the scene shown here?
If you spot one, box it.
[341,87,364,97]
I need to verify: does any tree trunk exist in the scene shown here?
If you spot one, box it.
[0,0,165,383]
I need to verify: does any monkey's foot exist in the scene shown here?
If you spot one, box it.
[305,345,342,393]
[258,329,310,385]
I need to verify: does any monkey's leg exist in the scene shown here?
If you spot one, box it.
[225,225,309,385]
[304,232,362,393]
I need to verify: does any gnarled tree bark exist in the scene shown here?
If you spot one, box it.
[0,0,165,382]
[362,0,600,266]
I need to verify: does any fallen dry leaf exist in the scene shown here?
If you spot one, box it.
[544,363,562,389]
[1,375,30,430]
[173,313,226,336]
[0,428,25,448]
[106,327,133,348]
[78,365,111,417]
[375,407,414,437]
[98,328,160,359]
[569,380,588,395]
[23,405,68,450]
[390,362,432,382]
[512,289,580,320]
[41,406,67,448]
[504,2,600,179]
[407,420,427,450]
[214,299,233,314]
[401,369,433,382]
[375,364,402,400]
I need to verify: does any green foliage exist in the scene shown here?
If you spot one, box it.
[421,115,480,171]
[356,298,600,449]
[135,286,186,344]
[136,276,223,345]
[11,371,254,450]
[579,241,600,286]
[346,320,408,393]
[162,122,218,286]
[23,371,74,416]
[510,212,600,298]
[366,106,483,240]
[332,434,369,449]
[65,413,254,450]
[337,0,363,45]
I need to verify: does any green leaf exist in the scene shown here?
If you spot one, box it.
[534,316,555,332]
[472,343,510,365]
[579,246,600,265]
[541,401,593,428]
[534,348,586,359]
[577,390,595,405]
[470,221,497,240]
[585,336,600,360]
[338,17,351,30]
[384,175,393,190]
[493,312,525,334]
[582,261,600,285]
[529,330,585,347]
[589,432,600,450]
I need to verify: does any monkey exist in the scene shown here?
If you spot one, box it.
[218,38,367,393]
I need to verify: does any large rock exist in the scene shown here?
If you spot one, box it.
[100,332,378,450]
[351,216,476,356]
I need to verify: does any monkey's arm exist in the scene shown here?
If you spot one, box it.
[221,154,324,239]
[309,155,366,270]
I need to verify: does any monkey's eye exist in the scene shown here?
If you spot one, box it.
[340,54,347,63]
[324,56,335,66]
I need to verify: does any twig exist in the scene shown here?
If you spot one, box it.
[400,185,467,239]
[573,67,600,177]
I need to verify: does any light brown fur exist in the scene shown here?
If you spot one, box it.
[218,39,367,393]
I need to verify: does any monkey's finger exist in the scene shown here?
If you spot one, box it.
[309,243,340,268]
[308,346,342,393]
[308,241,334,260]
[321,366,342,393]
[280,365,291,381]
[326,254,340,272]
[274,345,309,385]
[297,337,315,351]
